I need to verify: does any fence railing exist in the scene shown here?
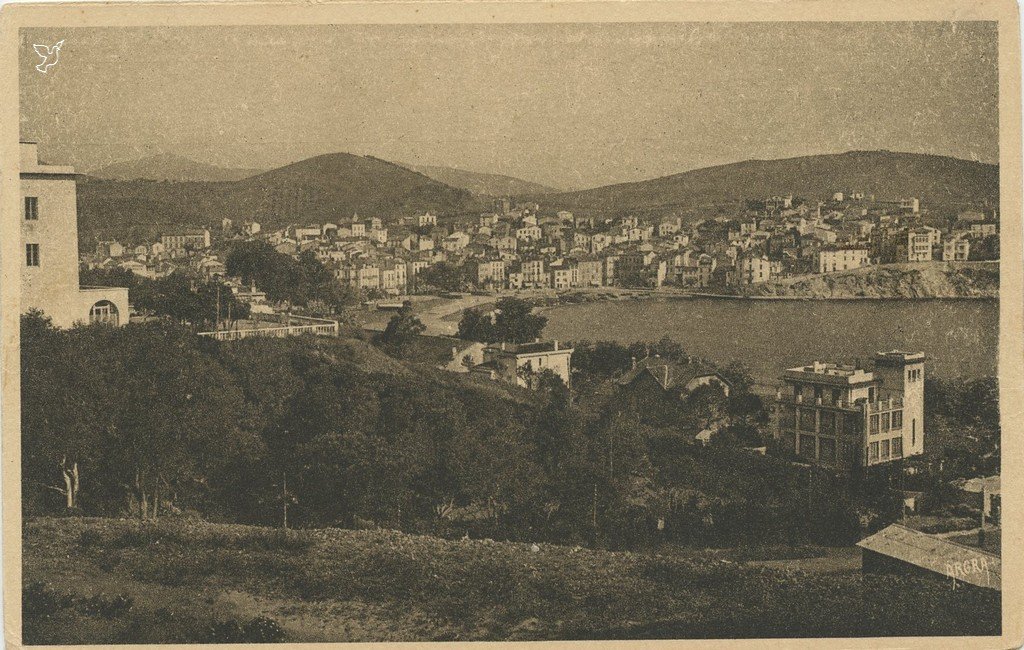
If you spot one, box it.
[198,317,339,341]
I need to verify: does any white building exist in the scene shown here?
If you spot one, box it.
[475,340,574,389]
[20,142,129,327]
[817,247,871,274]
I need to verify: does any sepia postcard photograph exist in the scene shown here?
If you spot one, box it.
[0,1,1021,647]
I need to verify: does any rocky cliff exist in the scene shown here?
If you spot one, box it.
[743,262,998,299]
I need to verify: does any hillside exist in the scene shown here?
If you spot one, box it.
[77,153,485,244]
[738,261,999,299]
[398,162,561,196]
[22,517,999,643]
[539,151,999,217]
[89,153,263,182]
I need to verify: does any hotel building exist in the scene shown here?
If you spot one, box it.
[773,351,926,470]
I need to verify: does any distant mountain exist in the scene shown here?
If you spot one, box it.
[77,153,484,245]
[539,151,999,217]
[89,153,264,183]
[398,162,561,196]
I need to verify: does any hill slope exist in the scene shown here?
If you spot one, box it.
[77,153,484,244]
[399,162,561,196]
[540,151,999,216]
[23,517,1000,643]
[89,153,263,182]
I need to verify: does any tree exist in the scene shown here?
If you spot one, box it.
[380,306,426,350]
[457,308,495,342]
[418,262,467,292]
[492,297,547,343]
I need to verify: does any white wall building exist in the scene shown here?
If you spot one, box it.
[20,142,129,327]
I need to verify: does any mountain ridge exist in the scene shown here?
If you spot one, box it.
[75,149,998,244]
[535,150,998,217]
[88,153,264,183]
[397,162,562,196]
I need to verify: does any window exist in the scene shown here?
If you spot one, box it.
[870,414,879,435]
[869,442,879,462]
[24,197,38,220]
[832,389,842,405]
[892,410,903,430]
[25,243,39,267]
[882,412,891,432]
[892,437,903,458]
[89,300,119,326]
[819,436,836,462]
[912,420,916,446]
[881,439,890,459]
[819,411,836,434]
[799,408,816,432]
[798,434,816,459]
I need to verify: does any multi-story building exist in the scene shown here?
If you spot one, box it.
[970,223,998,237]
[521,258,548,288]
[817,246,871,274]
[474,340,574,389]
[577,258,604,287]
[901,229,935,262]
[549,262,579,289]
[335,262,381,291]
[19,142,129,327]
[161,228,212,252]
[417,213,438,228]
[773,351,926,470]
[943,237,971,262]
[466,259,506,288]
[516,224,543,242]
[737,254,773,285]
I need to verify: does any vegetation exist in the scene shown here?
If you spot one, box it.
[225,241,356,315]
[80,267,251,329]
[22,517,1000,643]
[457,297,548,343]
[78,152,483,243]
[417,262,469,293]
[539,151,998,218]
[379,305,427,354]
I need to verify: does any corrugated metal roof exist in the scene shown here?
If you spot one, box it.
[857,524,1000,590]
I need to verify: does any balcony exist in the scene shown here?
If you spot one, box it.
[775,392,861,411]
[868,397,904,412]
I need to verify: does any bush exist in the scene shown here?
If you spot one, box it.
[23,581,74,621]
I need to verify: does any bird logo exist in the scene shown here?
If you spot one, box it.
[33,40,64,74]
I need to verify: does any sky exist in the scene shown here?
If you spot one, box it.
[20,22,999,190]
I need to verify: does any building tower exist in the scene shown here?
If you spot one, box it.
[872,351,926,457]
[20,142,128,327]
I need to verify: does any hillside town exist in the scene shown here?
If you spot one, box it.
[81,191,999,306]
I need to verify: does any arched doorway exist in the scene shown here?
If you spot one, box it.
[89,300,119,326]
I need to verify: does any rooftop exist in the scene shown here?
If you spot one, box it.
[617,356,728,391]
[486,340,572,355]
[783,361,874,385]
[857,524,1000,591]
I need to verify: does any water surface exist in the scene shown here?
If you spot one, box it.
[542,298,998,387]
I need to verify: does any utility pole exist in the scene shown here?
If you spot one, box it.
[282,472,289,529]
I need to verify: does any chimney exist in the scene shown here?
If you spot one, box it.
[553,340,559,351]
